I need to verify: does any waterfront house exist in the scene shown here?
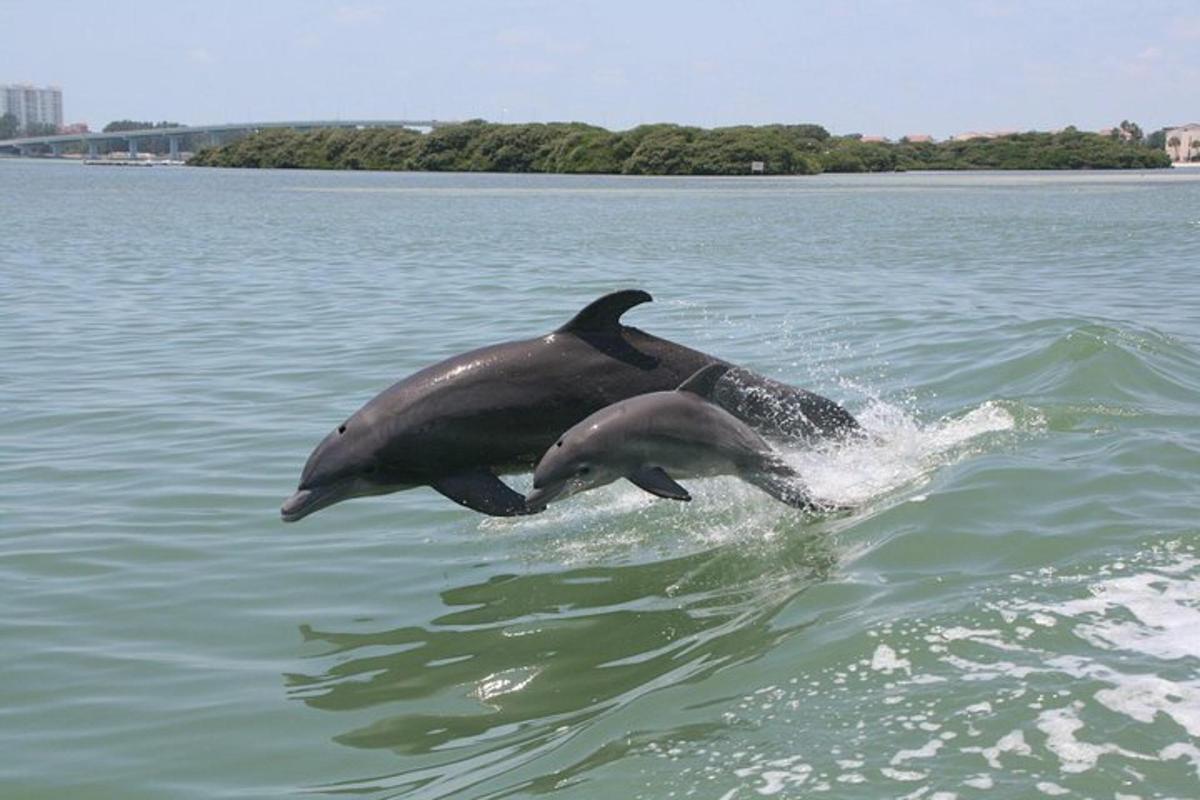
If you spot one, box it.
[1164,123,1200,163]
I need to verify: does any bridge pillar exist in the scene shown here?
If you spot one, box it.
[50,143,63,157]
[18,145,29,158]
[87,141,99,159]
[127,137,139,159]
[168,136,181,160]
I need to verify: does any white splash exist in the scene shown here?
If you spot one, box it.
[728,754,813,796]
[1025,557,1200,662]
[655,542,1200,798]
[891,738,943,765]
[485,397,1020,565]
[783,399,1016,509]
[962,729,1032,770]
[473,667,540,704]
[871,643,912,676]
[1036,781,1070,796]
[1035,702,1146,773]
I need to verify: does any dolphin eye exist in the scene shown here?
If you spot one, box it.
[556,440,563,448]
[578,466,591,475]
[338,425,347,435]
[364,464,378,475]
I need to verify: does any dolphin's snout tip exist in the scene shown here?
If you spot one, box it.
[280,489,312,523]
[525,483,562,509]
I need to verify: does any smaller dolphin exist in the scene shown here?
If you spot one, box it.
[525,364,828,511]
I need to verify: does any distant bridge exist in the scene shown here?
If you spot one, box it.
[0,119,454,159]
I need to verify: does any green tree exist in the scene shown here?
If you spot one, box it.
[187,121,1172,173]
[789,124,831,141]
[1167,135,1182,162]
[0,112,18,139]
[620,124,699,174]
[99,119,191,154]
[1118,120,1144,143]
[103,120,182,132]
[22,121,58,136]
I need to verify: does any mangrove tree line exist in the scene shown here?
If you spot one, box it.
[187,120,1171,174]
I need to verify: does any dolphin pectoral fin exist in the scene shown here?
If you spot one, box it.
[627,466,692,502]
[431,469,537,517]
[558,289,653,334]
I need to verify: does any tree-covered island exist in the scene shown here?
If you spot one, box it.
[187,120,1171,174]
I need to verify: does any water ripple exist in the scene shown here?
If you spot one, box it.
[2,164,1198,798]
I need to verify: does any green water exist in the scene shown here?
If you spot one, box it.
[2,161,1199,799]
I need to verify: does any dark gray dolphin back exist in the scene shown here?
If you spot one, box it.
[713,367,860,443]
[559,293,860,444]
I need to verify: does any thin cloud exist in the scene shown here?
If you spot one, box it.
[1116,44,1167,79]
[293,32,322,50]
[334,4,384,25]
[496,27,538,48]
[592,67,629,90]
[496,27,588,57]
[969,0,1016,19]
[187,47,214,64]
[1171,17,1200,40]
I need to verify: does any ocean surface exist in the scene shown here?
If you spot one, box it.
[2,160,1199,799]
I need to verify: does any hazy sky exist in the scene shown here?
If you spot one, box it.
[3,1,1198,137]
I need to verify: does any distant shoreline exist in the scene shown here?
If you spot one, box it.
[186,121,1172,175]
[5,157,1191,178]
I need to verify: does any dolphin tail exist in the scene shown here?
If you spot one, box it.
[715,367,862,443]
[746,458,838,512]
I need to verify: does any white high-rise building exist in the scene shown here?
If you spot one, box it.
[1,84,64,131]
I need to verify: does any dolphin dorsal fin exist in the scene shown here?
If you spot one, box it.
[558,289,653,334]
[676,363,731,399]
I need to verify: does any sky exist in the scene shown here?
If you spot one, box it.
[2,0,1198,138]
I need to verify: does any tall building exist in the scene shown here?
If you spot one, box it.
[1,84,64,131]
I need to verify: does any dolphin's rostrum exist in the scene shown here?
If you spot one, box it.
[281,290,858,520]
[525,364,825,510]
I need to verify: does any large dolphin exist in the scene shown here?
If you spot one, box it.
[525,364,823,510]
[281,290,858,521]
